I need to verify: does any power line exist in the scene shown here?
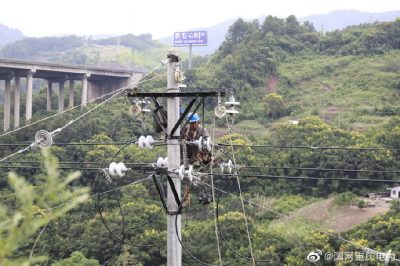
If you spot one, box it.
[213,148,278,263]
[216,179,271,263]
[216,143,400,151]
[224,116,256,266]
[0,161,149,165]
[28,222,49,265]
[0,176,152,228]
[209,173,400,183]
[95,138,156,265]
[0,88,125,162]
[0,165,100,171]
[5,162,395,176]
[0,87,124,139]
[0,141,169,147]
[0,62,165,139]
[242,166,400,174]
[58,173,102,261]
[199,179,397,262]
[4,141,397,152]
[0,165,157,174]
[0,142,133,147]
[209,116,223,265]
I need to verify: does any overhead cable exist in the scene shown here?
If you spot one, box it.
[0,62,165,139]
[224,115,256,266]
[209,173,400,183]
[0,88,124,162]
[200,179,398,263]
[209,116,223,265]
[216,143,400,151]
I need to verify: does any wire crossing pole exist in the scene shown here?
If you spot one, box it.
[166,53,182,266]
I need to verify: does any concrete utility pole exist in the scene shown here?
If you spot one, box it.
[166,53,182,266]
[188,44,193,70]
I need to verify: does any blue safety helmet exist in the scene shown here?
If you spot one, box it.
[187,113,200,122]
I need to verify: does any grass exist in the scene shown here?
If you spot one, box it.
[223,52,400,138]
[274,52,400,131]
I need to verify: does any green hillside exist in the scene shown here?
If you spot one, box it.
[188,16,400,135]
[60,44,173,69]
[0,34,174,70]
[277,52,400,131]
[0,15,400,266]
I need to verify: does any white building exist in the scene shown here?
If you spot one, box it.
[390,187,400,198]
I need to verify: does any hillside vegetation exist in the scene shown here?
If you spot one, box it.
[188,16,400,133]
[0,15,399,265]
[0,23,25,47]
[0,33,172,69]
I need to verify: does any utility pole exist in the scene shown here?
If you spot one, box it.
[166,53,182,266]
[188,44,192,70]
[126,53,223,265]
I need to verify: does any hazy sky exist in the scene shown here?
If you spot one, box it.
[1,0,399,39]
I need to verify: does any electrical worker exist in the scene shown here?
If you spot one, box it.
[181,113,210,165]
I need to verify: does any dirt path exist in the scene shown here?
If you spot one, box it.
[273,198,390,233]
[326,200,389,232]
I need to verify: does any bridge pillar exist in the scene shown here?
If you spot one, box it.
[14,77,20,128]
[3,79,11,132]
[47,81,52,111]
[26,70,34,122]
[81,75,89,106]
[87,80,103,101]
[58,80,64,112]
[69,80,74,108]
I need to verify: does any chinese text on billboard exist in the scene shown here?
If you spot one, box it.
[174,31,207,45]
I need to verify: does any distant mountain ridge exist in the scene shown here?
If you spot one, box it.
[1,9,399,57]
[158,18,237,56]
[0,24,24,47]
[158,9,400,55]
[299,9,400,32]
[0,33,171,70]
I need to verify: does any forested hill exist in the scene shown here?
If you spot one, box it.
[0,33,171,69]
[0,23,24,47]
[187,16,400,131]
[299,9,400,32]
[1,15,400,266]
[212,15,400,72]
[159,10,400,55]
[93,33,162,50]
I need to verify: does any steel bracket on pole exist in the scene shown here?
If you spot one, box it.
[152,174,168,212]
[126,90,226,98]
[166,174,182,214]
[127,90,226,139]
[152,173,183,215]
[169,97,198,137]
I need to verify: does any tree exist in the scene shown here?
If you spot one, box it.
[284,15,301,35]
[52,251,100,266]
[263,92,286,119]
[334,192,357,206]
[261,16,285,36]
[0,150,89,266]
[356,199,367,209]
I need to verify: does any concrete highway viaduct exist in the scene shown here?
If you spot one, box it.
[0,59,144,132]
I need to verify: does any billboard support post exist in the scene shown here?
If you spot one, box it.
[188,44,192,70]
[173,31,207,70]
